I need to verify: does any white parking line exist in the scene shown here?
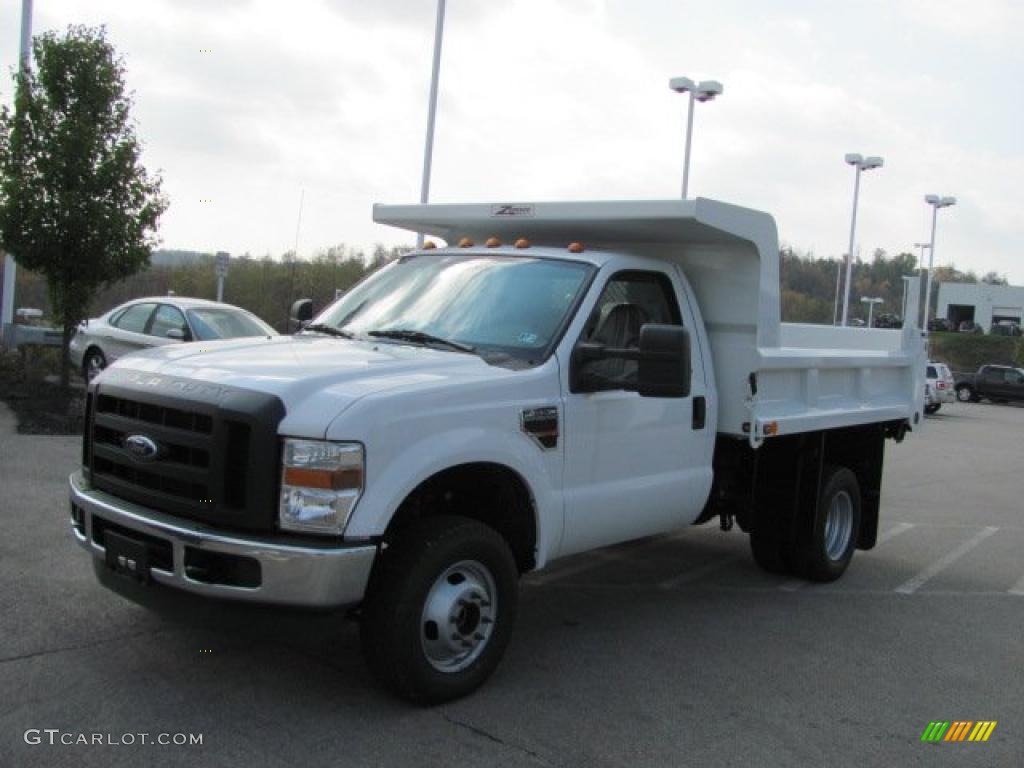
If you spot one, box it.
[894,526,999,594]
[1008,573,1024,596]
[527,530,697,586]
[779,522,917,591]
[876,521,916,545]
[526,548,633,586]
[657,556,741,590]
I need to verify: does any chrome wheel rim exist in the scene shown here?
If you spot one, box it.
[823,491,853,561]
[420,560,497,673]
[86,355,105,382]
[956,388,971,402]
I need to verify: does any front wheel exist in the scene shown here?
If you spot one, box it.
[83,349,107,382]
[360,516,519,704]
[956,385,976,403]
[924,403,940,415]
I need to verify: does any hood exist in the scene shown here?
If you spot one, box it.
[102,335,511,438]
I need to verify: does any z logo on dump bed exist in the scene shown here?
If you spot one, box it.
[921,721,997,742]
[490,204,534,218]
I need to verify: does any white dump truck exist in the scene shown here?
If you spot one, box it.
[69,197,925,702]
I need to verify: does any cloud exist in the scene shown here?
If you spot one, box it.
[0,0,1019,281]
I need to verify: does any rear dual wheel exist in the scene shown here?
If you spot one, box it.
[749,465,861,582]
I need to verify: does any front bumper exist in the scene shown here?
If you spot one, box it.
[69,471,376,608]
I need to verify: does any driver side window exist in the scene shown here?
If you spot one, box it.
[576,270,682,392]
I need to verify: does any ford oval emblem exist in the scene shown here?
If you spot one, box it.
[124,434,161,461]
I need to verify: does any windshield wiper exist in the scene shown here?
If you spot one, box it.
[303,323,354,339]
[367,329,475,354]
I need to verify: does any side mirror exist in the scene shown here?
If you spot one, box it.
[290,298,313,325]
[569,323,691,397]
[637,324,691,398]
[166,328,186,340]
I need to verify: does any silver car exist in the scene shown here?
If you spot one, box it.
[69,296,277,382]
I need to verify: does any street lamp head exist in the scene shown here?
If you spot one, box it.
[669,76,695,93]
[925,194,956,208]
[695,80,723,102]
[862,156,884,170]
[845,153,863,166]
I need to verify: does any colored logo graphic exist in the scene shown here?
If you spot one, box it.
[921,721,997,742]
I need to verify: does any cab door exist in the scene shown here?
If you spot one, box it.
[558,266,713,557]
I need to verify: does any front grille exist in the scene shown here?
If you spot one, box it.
[83,378,285,532]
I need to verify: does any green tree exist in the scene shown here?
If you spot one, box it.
[0,26,168,387]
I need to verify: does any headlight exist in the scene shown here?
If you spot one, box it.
[279,439,364,535]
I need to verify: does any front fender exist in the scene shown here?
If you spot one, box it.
[344,427,562,568]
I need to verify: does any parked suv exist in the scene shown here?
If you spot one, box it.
[924,362,954,414]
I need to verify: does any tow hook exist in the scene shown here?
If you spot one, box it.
[719,513,734,532]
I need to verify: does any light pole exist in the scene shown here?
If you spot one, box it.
[416,0,446,249]
[1,0,34,337]
[833,258,843,325]
[669,76,723,199]
[911,242,930,327]
[922,195,956,328]
[840,153,883,326]
[860,296,883,328]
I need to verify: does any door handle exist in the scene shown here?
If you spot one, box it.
[692,396,706,430]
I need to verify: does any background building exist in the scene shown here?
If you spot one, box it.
[938,282,1024,331]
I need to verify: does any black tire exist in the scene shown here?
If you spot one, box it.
[924,403,940,415]
[360,516,518,705]
[955,384,976,403]
[791,466,861,582]
[83,348,107,382]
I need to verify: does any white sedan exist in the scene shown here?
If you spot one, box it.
[69,296,277,382]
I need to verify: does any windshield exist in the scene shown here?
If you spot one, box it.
[187,307,276,340]
[311,254,594,362]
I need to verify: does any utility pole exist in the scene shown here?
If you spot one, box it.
[417,0,446,249]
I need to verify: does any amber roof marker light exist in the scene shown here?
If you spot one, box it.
[568,242,585,253]
[485,237,502,248]
[514,238,531,249]
[458,237,474,248]
[422,240,437,250]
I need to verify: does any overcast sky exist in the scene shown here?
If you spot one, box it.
[1,0,1021,280]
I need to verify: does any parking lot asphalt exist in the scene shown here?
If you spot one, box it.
[1,401,1022,767]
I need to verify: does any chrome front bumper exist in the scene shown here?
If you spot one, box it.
[69,471,377,608]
